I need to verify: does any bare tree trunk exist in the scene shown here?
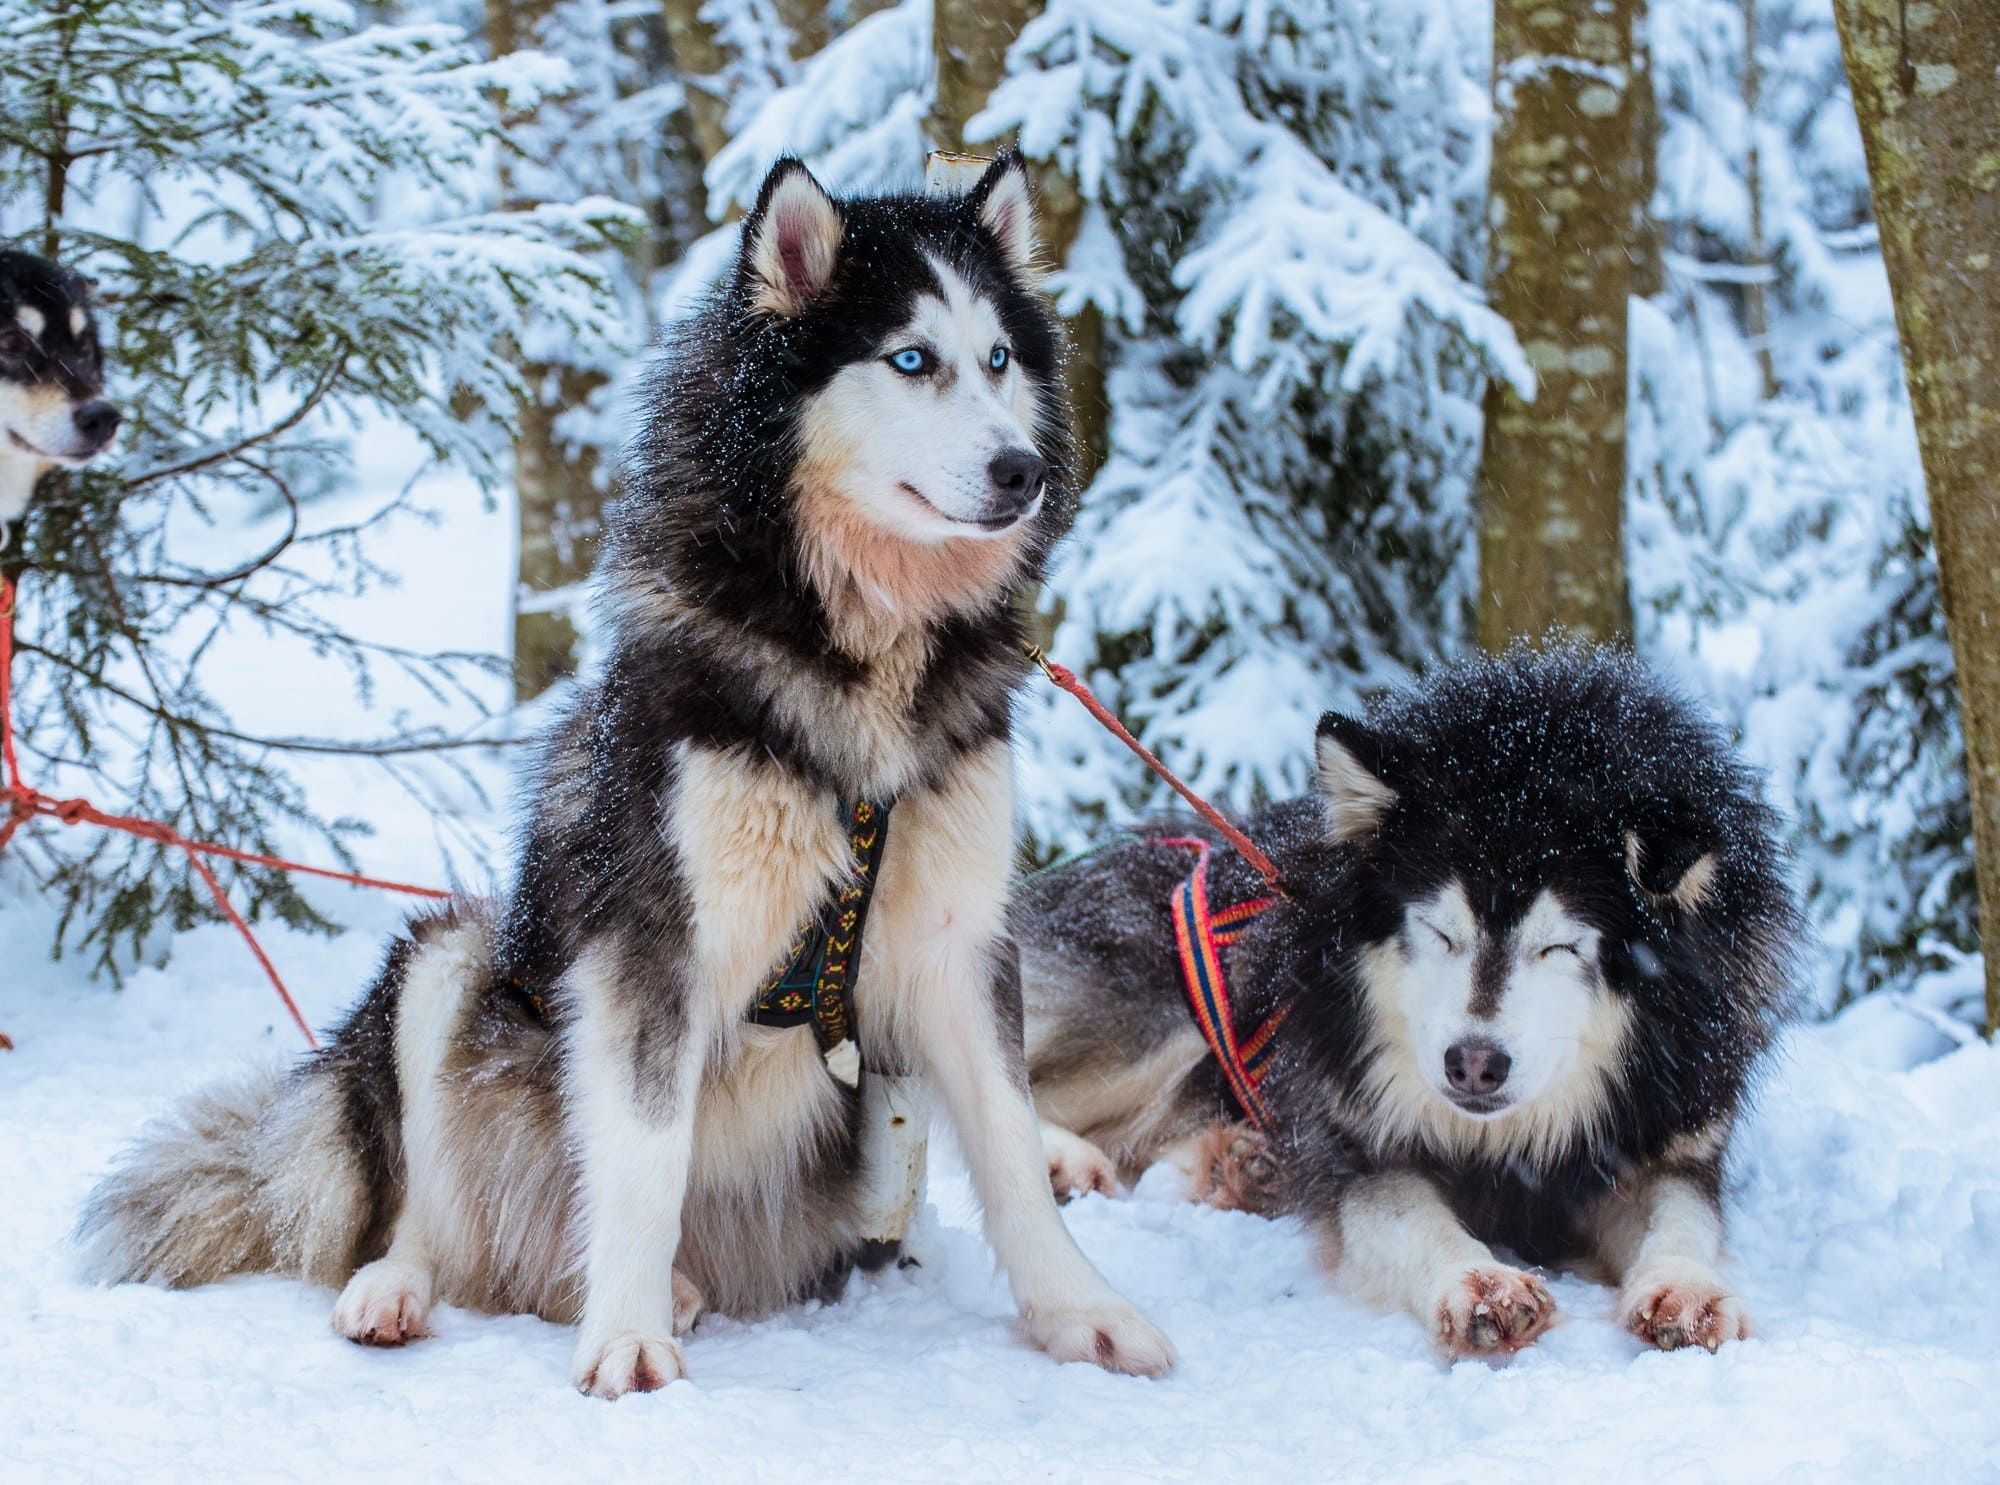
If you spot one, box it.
[1741,0,1778,399]
[930,0,1107,476]
[661,0,731,166]
[1833,0,2000,1033]
[1631,6,1663,299]
[488,0,607,701]
[1477,0,1644,649]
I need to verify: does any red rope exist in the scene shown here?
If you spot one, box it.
[1026,647,1286,893]
[0,572,453,1049]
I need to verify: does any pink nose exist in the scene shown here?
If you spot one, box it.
[1444,1039,1511,1096]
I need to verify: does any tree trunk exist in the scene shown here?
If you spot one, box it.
[1631,6,1663,299]
[1477,0,1644,649]
[661,0,732,167]
[930,0,1107,476]
[1741,0,1777,399]
[488,0,607,701]
[1833,0,2000,1033]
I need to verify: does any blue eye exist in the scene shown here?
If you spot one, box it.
[889,347,929,375]
[989,345,1010,372]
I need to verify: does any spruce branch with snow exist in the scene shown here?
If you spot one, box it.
[0,0,637,976]
[974,0,1527,847]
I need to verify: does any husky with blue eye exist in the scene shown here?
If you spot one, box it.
[79,156,1174,1396]
[1021,647,1802,1357]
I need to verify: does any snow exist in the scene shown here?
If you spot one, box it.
[6,893,2000,1481]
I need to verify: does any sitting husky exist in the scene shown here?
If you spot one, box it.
[1022,647,1801,1356]
[0,249,121,548]
[80,156,1174,1396]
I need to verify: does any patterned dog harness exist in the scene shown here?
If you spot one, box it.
[744,798,892,1085]
[1157,836,1288,1131]
[508,798,893,1088]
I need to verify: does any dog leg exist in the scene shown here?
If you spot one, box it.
[872,744,1173,1377]
[330,913,489,1347]
[1592,1159,1748,1351]
[565,939,710,1399]
[1040,1121,1119,1201]
[1323,1171,1556,1358]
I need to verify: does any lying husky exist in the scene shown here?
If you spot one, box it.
[0,249,121,547]
[1023,648,1801,1356]
[81,156,1173,1395]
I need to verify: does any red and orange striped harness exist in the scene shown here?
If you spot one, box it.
[1157,836,1289,1132]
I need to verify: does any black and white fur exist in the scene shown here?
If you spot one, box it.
[80,157,1173,1395]
[0,249,121,546]
[1022,648,1801,1356]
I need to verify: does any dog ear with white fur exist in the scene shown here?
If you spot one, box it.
[1314,711,1399,844]
[968,152,1039,280]
[742,158,844,316]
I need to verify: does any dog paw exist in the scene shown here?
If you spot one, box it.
[1430,1263,1556,1358]
[331,1258,433,1347]
[571,1331,687,1399]
[670,1269,705,1336]
[1619,1267,1749,1352]
[1042,1124,1119,1202]
[1026,1301,1176,1378]
[1184,1123,1282,1214]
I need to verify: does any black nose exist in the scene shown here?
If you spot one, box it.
[986,447,1047,503]
[1443,1038,1511,1096]
[73,400,120,447]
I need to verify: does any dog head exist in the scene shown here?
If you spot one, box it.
[722,155,1070,628]
[0,250,120,532]
[1306,648,1785,1160]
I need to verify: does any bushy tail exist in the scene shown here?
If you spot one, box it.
[78,1059,372,1291]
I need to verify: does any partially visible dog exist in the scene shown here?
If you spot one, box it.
[80,156,1174,1396]
[0,249,120,544]
[1022,647,1801,1356]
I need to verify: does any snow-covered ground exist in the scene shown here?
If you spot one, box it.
[6,898,2000,1483]
[6,469,2000,1484]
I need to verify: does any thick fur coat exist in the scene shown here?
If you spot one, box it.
[81,157,1173,1396]
[1023,647,1803,1355]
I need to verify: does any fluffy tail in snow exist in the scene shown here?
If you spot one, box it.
[77,1060,375,1291]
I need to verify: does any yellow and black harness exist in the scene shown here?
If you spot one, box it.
[509,798,892,1085]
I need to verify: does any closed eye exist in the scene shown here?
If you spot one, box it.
[1417,919,1462,955]
[1537,941,1583,961]
[887,346,933,376]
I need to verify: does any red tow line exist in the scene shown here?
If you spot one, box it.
[0,571,452,1049]
[1024,646,1286,894]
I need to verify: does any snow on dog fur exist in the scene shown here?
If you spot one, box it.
[79,155,1174,1397]
[1021,646,1803,1357]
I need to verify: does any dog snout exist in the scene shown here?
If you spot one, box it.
[986,447,1047,508]
[1443,1038,1511,1098]
[73,400,120,450]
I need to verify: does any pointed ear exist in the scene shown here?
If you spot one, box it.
[1623,825,1722,913]
[969,151,1038,278]
[742,158,843,316]
[1315,712,1398,844]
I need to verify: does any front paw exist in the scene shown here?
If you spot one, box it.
[1619,1266,1749,1352]
[1430,1263,1557,1358]
[1042,1125,1119,1202]
[331,1258,433,1347]
[1026,1301,1176,1378]
[570,1331,687,1399]
[1184,1123,1282,1214]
